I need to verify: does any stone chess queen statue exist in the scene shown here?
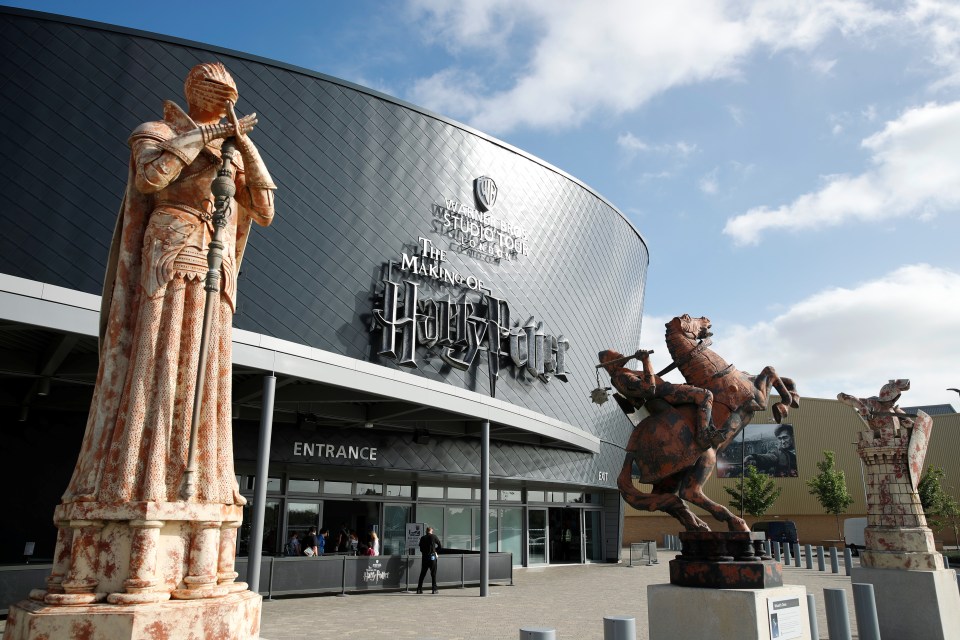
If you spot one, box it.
[64,62,275,506]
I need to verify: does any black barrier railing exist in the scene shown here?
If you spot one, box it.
[0,553,513,612]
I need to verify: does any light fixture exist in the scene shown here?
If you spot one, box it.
[232,404,240,420]
[37,377,51,397]
[19,406,29,422]
[364,422,374,429]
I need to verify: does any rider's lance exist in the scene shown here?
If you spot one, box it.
[181,118,239,500]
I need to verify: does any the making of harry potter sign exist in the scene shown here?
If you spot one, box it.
[372,177,570,398]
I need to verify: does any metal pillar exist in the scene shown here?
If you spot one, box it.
[603,616,636,640]
[520,629,556,639]
[246,374,276,593]
[794,543,801,567]
[843,547,853,576]
[824,588,852,640]
[805,544,813,569]
[830,546,840,573]
[806,593,820,640]
[852,583,881,640]
[817,546,825,571]
[481,419,490,597]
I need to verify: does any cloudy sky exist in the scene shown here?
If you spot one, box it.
[11,0,960,407]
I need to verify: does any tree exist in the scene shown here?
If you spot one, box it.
[724,464,782,518]
[919,465,960,548]
[806,450,854,540]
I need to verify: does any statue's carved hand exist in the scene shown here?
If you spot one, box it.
[199,113,257,144]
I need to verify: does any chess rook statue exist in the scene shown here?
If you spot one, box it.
[5,63,276,636]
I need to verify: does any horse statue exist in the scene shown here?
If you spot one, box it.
[598,314,800,532]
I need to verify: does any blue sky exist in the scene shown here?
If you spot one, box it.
[8,0,960,407]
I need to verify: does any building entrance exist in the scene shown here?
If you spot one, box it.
[322,500,380,551]
[548,507,581,564]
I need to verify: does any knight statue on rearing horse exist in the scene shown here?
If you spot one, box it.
[598,314,800,532]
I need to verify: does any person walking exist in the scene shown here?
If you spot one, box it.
[416,526,442,594]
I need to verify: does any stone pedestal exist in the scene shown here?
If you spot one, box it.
[3,590,261,640]
[850,566,960,640]
[670,531,782,589]
[648,584,810,640]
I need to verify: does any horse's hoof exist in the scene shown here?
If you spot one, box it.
[790,392,800,408]
[772,403,787,423]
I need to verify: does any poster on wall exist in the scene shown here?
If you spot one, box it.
[767,596,803,639]
[716,423,797,478]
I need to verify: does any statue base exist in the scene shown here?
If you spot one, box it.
[670,531,782,589]
[2,589,261,640]
[648,583,810,640]
[850,566,960,640]
[861,526,942,570]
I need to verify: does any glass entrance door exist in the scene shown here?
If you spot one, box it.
[584,510,602,562]
[527,508,547,565]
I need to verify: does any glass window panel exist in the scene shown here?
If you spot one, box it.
[288,478,320,493]
[585,511,603,561]
[567,492,585,504]
[285,502,319,547]
[418,485,443,499]
[418,505,444,542]
[355,482,383,496]
[473,488,498,500]
[500,507,523,565]
[446,506,471,550]
[472,507,498,552]
[528,509,547,564]
[386,484,411,497]
[267,477,282,492]
[323,481,352,495]
[448,486,472,500]
[499,489,521,502]
[239,499,281,556]
[548,491,565,502]
[383,504,411,556]
[527,490,545,503]
[584,493,601,504]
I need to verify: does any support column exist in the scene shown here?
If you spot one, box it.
[37,520,72,599]
[219,520,247,593]
[46,520,106,605]
[172,520,226,599]
[480,418,490,597]
[109,520,169,604]
[247,374,276,593]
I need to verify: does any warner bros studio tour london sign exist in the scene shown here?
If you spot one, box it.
[372,176,570,398]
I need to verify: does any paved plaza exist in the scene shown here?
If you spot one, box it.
[255,552,869,640]
[0,552,884,639]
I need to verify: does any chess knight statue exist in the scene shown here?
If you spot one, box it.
[4,62,274,640]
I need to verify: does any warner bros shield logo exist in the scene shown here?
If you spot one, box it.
[474,176,498,211]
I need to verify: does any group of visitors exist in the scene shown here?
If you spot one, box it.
[286,524,380,557]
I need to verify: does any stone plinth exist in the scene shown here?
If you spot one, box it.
[860,526,942,570]
[670,531,782,589]
[648,583,810,640]
[3,589,261,640]
[850,566,960,640]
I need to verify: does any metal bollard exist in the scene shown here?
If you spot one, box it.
[520,628,556,640]
[603,616,636,640]
[946,554,951,569]
[817,546,825,572]
[784,542,792,564]
[764,539,772,556]
[805,544,813,570]
[830,547,840,574]
[807,593,820,640]
[853,583,881,640]
[794,543,801,567]
[823,588,853,640]
[773,542,781,562]
[843,547,853,576]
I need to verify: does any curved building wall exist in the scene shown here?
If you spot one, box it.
[0,9,648,438]
[0,9,650,565]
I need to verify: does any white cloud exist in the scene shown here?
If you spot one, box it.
[617,133,698,157]
[832,123,844,135]
[862,104,878,121]
[727,105,745,126]
[724,100,960,244]
[406,0,889,133]
[642,264,960,407]
[811,57,838,75]
[906,0,960,90]
[699,168,720,195]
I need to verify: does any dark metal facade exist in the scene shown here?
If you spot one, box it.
[0,9,648,493]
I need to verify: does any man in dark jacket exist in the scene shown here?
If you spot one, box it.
[416,526,442,594]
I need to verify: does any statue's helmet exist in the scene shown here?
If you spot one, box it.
[184,62,238,114]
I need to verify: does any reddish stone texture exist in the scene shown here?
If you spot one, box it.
[600,314,799,533]
[839,380,940,571]
[4,62,270,639]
